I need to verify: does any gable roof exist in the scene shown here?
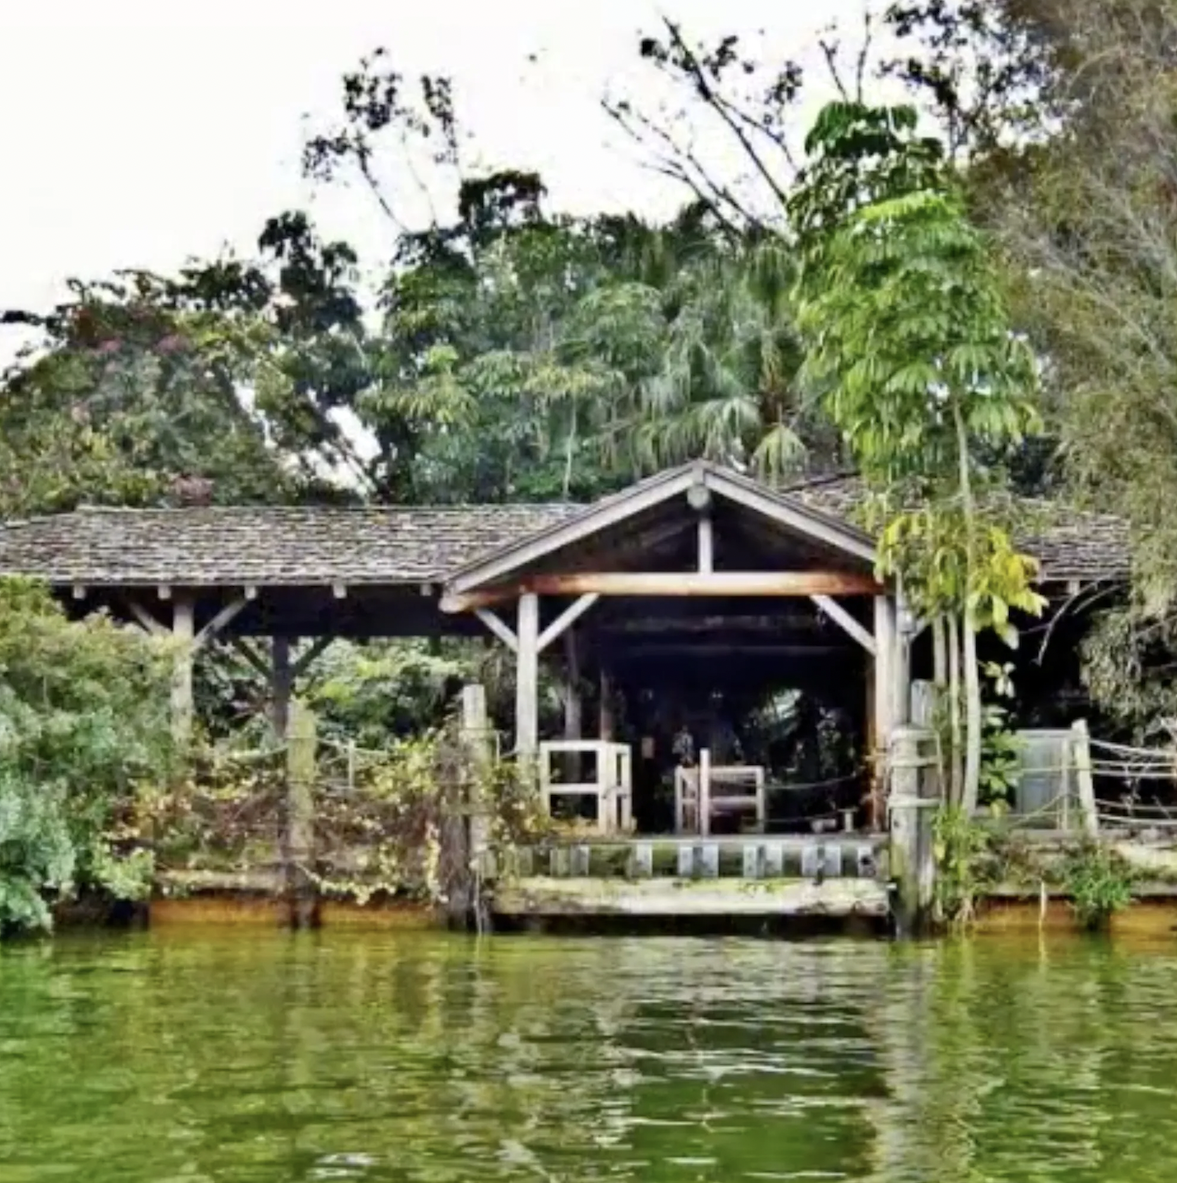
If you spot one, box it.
[443,461,877,594]
[0,465,1131,590]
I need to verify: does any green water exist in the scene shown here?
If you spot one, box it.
[2,929,1176,1181]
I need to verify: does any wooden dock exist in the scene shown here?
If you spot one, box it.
[485,834,890,920]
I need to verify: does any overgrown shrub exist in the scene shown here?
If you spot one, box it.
[0,578,173,933]
[1060,840,1135,931]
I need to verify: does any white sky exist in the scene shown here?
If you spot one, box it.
[0,0,869,350]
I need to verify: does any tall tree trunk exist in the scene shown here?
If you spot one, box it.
[932,617,948,689]
[948,613,963,807]
[953,403,983,815]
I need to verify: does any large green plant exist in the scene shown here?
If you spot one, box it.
[0,579,173,933]
[790,101,1043,811]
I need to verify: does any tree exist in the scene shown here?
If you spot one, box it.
[0,579,173,932]
[979,0,1177,727]
[0,215,379,517]
[790,101,1043,809]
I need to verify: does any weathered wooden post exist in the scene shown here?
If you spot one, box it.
[285,699,319,929]
[515,592,540,769]
[170,594,196,749]
[460,683,493,927]
[1071,719,1099,837]
[889,725,938,937]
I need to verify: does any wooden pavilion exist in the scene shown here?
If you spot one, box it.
[0,461,1129,838]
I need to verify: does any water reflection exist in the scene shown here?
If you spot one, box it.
[0,930,1176,1181]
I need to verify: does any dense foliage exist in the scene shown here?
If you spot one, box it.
[0,580,172,931]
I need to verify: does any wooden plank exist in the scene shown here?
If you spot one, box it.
[491,877,890,917]
[763,843,784,877]
[811,594,877,654]
[631,843,653,878]
[536,593,600,654]
[700,843,719,878]
[474,607,517,653]
[444,570,884,611]
[571,845,591,876]
[515,592,540,759]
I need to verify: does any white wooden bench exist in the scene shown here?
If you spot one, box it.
[538,740,633,835]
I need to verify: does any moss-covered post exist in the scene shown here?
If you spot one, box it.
[889,725,938,936]
[285,699,319,929]
[459,683,492,928]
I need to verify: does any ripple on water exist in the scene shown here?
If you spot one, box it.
[0,932,1176,1181]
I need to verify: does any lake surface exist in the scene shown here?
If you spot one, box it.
[2,927,1176,1181]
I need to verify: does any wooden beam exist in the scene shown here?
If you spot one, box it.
[244,585,259,601]
[443,570,882,612]
[609,643,847,660]
[811,594,876,655]
[126,600,168,637]
[697,515,714,573]
[701,469,877,563]
[536,593,600,654]
[228,636,270,678]
[474,607,518,653]
[158,584,172,601]
[194,597,248,650]
[516,592,540,759]
[447,466,701,594]
[290,635,335,679]
[71,584,87,600]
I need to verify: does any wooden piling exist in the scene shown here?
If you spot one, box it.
[285,700,319,929]
[889,726,938,937]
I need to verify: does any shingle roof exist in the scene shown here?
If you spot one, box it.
[0,467,1130,588]
[788,474,1131,583]
[0,503,579,587]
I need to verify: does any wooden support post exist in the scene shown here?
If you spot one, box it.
[563,631,582,784]
[598,666,615,742]
[170,594,196,750]
[271,636,293,741]
[461,684,492,862]
[1072,719,1098,837]
[889,726,938,937]
[515,592,540,765]
[871,595,897,829]
[285,700,319,930]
